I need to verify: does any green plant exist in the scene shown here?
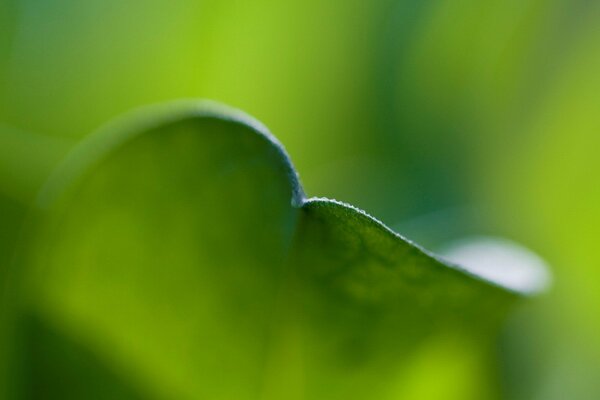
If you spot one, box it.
[4,101,546,399]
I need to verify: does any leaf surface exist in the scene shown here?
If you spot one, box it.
[15,101,546,399]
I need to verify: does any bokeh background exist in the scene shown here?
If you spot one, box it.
[1,0,599,399]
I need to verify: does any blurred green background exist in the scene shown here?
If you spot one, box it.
[1,0,599,398]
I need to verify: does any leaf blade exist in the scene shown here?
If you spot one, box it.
[14,101,548,399]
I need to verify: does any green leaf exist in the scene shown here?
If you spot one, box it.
[13,101,547,399]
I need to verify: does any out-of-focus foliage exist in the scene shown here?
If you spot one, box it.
[483,14,600,399]
[0,125,72,203]
[0,126,71,399]
[6,103,537,399]
[1,0,599,398]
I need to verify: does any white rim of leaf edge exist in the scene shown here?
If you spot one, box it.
[439,236,552,295]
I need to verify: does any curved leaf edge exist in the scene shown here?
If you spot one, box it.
[36,99,548,297]
[36,99,305,209]
[303,197,547,296]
